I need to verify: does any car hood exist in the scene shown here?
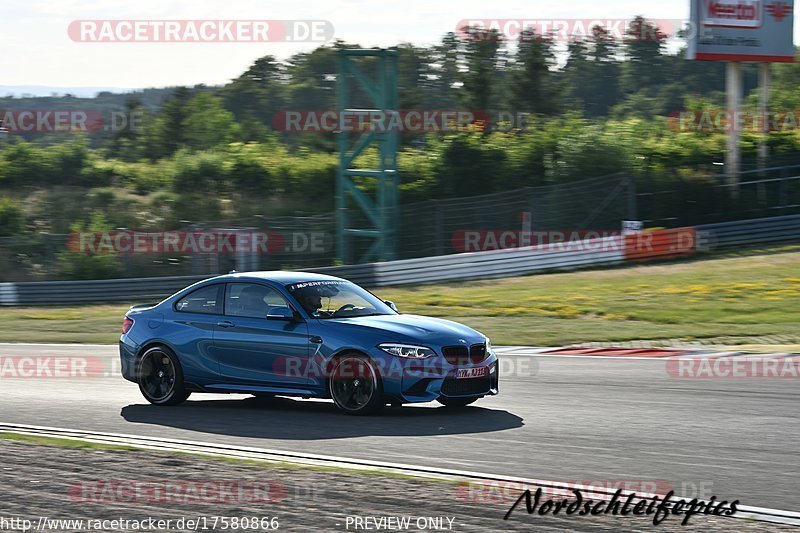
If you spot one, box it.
[328,313,485,345]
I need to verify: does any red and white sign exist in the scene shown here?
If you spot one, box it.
[690,0,793,62]
[702,0,763,27]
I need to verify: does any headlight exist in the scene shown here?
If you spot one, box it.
[378,343,436,359]
[486,338,493,354]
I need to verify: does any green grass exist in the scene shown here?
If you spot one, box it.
[1,252,799,345]
[0,305,130,344]
[0,432,450,482]
[0,432,138,451]
[378,251,800,345]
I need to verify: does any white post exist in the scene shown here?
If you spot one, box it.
[725,61,742,196]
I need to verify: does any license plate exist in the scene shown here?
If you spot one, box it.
[455,367,488,379]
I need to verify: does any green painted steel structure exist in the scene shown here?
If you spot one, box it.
[336,49,399,263]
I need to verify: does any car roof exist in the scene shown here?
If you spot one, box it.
[207,271,347,285]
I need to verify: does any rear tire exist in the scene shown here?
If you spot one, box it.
[137,346,190,406]
[437,396,478,408]
[329,354,384,415]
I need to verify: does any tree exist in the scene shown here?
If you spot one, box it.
[459,27,502,114]
[621,16,667,95]
[587,25,621,116]
[0,196,24,236]
[285,43,345,110]
[510,28,559,115]
[220,55,286,139]
[183,93,239,150]
[562,39,593,112]
[106,97,145,160]
[145,87,192,159]
[283,41,358,152]
[419,32,462,108]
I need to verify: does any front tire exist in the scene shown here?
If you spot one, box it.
[329,354,384,415]
[437,396,479,408]
[137,346,190,406]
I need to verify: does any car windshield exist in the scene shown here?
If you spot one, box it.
[285,280,395,319]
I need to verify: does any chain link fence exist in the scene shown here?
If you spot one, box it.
[2,169,800,282]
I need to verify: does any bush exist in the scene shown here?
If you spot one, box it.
[171,192,222,223]
[56,211,122,280]
[225,144,273,193]
[549,124,628,182]
[433,134,510,197]
[273,149,337,209]
[0,196,24,236]
[171,150,226,193]
[0,142,54,187]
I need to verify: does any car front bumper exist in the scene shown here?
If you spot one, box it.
[380,352,499,403]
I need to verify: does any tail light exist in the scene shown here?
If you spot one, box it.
[122,317,134,334]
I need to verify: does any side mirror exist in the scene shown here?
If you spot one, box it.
[384,300,398,313]
[266,306,294,320]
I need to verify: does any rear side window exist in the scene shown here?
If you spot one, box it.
[175,284,223,315]
[225,283,290,318]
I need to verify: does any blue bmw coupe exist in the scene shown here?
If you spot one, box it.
[120,271,498,415]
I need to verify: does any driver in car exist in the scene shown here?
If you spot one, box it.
[297,286,326,316]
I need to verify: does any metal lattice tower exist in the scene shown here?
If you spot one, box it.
[336,49,399,264]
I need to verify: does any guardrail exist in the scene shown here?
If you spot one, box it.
[1,214,798,306]
[696,213,800,249]
[1,263,380,306]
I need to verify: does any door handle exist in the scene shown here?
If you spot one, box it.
[309,336,323,344]
[216,321,235,328]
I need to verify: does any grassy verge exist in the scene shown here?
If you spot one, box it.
[0,252,798,345]
[0,432,138,451]
[380,251,800,345]
[0,432,447,482]
[0,305,129,344]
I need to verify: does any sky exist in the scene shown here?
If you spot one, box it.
[0,0,793,93]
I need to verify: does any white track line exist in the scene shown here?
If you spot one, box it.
[0,423,797,526]
[0,343,792,363]
[0,342,116,347]
[495,347,798,360]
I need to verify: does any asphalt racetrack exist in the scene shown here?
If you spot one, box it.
[0,343,797,514]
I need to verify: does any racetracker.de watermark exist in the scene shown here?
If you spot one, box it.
[670,109,800,133]
[0,110,142,134]
[69,480,287,505]
[271,354,534,380]
[666,355,800,378]
[454,19,691,41]
[451,229,702,255]
[456,480,695,505]
[68,231,332,255]
[68,20,334,43]
[0,356,113,379]
[272,110,489,133]
[472,480,716,503]
[452,230,622,253]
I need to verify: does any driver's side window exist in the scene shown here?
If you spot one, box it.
[324,289,377,315]
[225,283,288,319]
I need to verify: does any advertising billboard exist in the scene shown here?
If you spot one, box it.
[688,0,795,61]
